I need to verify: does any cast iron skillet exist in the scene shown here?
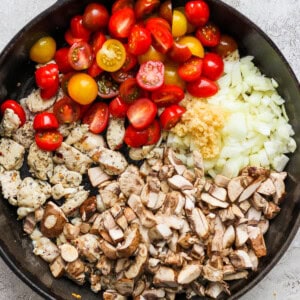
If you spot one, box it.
[0,0,299,299]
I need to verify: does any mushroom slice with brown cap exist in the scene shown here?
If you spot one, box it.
[88,166,111,187]
[222,225,235,249]
[49,256,65,278]
[114,278,135,296]
[201,193,229,208]
[103,290,127,300]
[208,184,227,201]
[223,270,249,281]
[65,258,86,285]
[148,223,173,241]
[238,177,264,202]
[177,263,202,285]
[99,240,118,260]
[256,178,276,196]
[116,224,140,258]
[140,289,166,299]
[227,176,246,202]
[235,224,249,247]
[153,266,178,288]
[119,165,144,197]
[248,225,267,257]
[168,175,194,190]
[230,250,253,269]
[96,255,113,276]
[59,243,79,263]
[166,148,187,175]
[214,174,230,188]
[202,263,223,282]
[186,207,209,240]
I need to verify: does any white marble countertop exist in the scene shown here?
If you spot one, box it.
[0,0,299,299]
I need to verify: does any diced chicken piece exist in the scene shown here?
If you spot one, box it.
[61,190,89,215]
[51,184,81,200]
[119,165,144,197]
[0,108,20,137]
[54,142,93,174]
[58,122,78,138]
[12,121,35,149]
[64,124,89,145]
[0,170,22,202]
[32,236,60,263]
[92,147,128,175]
[27,143,53,180]
[88,166,111,187]
[50,165,82,187]
[25,89,57,113]
[73,132,106,156]
[0,138,25,170]
[106,117,125,150]
[65,258,86,285]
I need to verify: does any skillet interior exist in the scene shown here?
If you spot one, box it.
[0,0,299,299]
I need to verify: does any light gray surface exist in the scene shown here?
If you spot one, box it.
[0,0,299,299]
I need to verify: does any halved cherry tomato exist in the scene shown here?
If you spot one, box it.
[87,59,103,78]
[119,78,143,103]
[82,3,109,31]
[40,77,59,100]
[172,10,188,37]
[60,72,75,95]
[158,0,172,24]
[29,36,56,64]
[53,96,81,124]
[96,39,126,72]
[108,8,136,38]
[178,56,203,82]
[33,112,59,131]
[67,73,98,105]
[128,25,152,56]
[112,0,134,14]
[54,47,73,73]
[145,16,171,31]
[168,42,192,64]
[70,15,91,41]
[127,98,158,130]
[68,41,93,71]
[97,73,119,99]
[134,0,160,20]
[124,124,148,147]
[151,84,185,107]
[0,100,26,126]
[121,45,138,72]
[202,52,224,80]
[138,45,166,64]
[90,32,107,53]
[159,104,186,130]
[146,119,161,145]
[111,69,135,83]
[184,0,210,27]
[35,130,63,151]
[64,29,85,46]
[109,96,130,118]
[137,60,165,91]
[35,63,59,89]
[186,76,218,98]
[164,64,186,90]
[178,36,204,58]
[196,23,221,47]
[212,34,238,58]
[82,102,109,134]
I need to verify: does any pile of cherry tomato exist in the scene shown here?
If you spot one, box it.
[1,0,238,151]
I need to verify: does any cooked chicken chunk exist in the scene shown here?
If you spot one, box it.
[12,121,35,149]
[106,117,125,150]
[119,166,144,197]
[51,184,83,200]
[0,170,22,205]
[54,142,93,174]
[0,108,20,137]
[0,138,25,170]
[73,132,106,157]
[32,235,60,263]
[64,124,89,145]
[25,89,58,113]
[27,143,54,180]
[61,190,89,215]
[50,165,82,188]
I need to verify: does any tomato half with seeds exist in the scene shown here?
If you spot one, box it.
[124,124,148,148]
[119,78,143,104]
[159,104,186,130]
[82,102,109,134]
[195,23,221,47]
[178,56,203,82]
[96,39,126,72]
[111,69,135,83]
[146,119,161,145]
[53,96,81,124]
[35,63,59,89]
[127,98,158,130]
[138,45,166,64]
[178,36,204,58]
[136,60,164,91]
[184,0,210,27]
[35,130,63,151]
[68,41,93,71]
[54,47,73,74]
[97,73,119,99]
[151,84,185,107]
[202,52,224,80]
[135,0,160,20]
[0,100,26,126]
[128,24,152,56]
[186,76,219,98]
[109,96,130,118]
[82,3,109,31]
[33,112,59,131]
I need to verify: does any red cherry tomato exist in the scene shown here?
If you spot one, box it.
[121,45,138,72]
[184,0,210,27]
[212,34,238,58]
[137,60,165,91]
[0,100,26,126]
[33,112,59,131]
[127,98,158,130]
[151,84,185,107]
[158,0,172,24]
[195,23,221,47]
[54,47,73,73]
[90,32,107,53]
[159,104,186,130]
[109,96,130,118]
[70,15,91,40]
[202,52,224,80]
[87,59,103,78]
[119,78,143,104]
[35,63,59,89]
[146,119,161,145]
[134,0,160,20]
[53,96,81,124]
[128,25,152,56]
[108,8,136,39]
[124,124,148,147]
[68,41,93,71]
[168,42,192,63]
[40,77,59,100]
[186,76,218,98]
[112,0,134,14]
[35,130,63,151]
[82,3,109,31]
[111,69,135,83]
[178,57,203,82]
[97,73,119,99]
[82,102,109,134]
[64,29,85,46]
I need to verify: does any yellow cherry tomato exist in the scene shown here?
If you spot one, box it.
[172,10,188,37]
[67,73,98,105]
[96,39,126,72]
[178,36,204,58]
[29,36,56,64]
[177,7,196,33]
[164,64,186,90]
[138,45,166,65]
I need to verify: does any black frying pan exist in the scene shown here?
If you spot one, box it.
[0,1,299,299]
